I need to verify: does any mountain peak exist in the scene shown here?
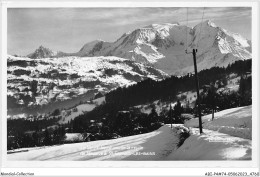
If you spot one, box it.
[143,22,180,29]
[205,20,217,27]
[27,45,56,59]
[36,45,52,51]
[38,45,46,49]
[196,20,217,28]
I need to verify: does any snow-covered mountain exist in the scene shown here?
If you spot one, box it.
[42,20,251,75]
[7,55,167,110]
[179,20,251,75]
[8,20,251,114]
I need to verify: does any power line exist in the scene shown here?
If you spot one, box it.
[185,7,206,134]
[186,7,189,51]
[196,7,205,49]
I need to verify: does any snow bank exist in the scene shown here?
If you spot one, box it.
[165,128,251,160]
[184,105,252,139]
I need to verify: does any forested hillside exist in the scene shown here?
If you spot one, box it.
[7,59,251,150]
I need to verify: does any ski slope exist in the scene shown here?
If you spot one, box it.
[8,106,252,161]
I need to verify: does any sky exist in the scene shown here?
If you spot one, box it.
[8,7,251,56]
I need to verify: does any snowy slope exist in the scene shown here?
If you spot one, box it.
[184,105,252,139]
[59,97,105,124]
[178,21,251,75]
[165,128,251,160]
[7,55,167,113]
[165,106,252,160]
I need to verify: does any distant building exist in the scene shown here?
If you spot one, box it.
[24,130,36,137]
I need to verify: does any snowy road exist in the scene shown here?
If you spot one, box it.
[8,125,183,161]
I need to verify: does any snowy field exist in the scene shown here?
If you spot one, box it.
[8,106,252,161]
[59,97,105,123]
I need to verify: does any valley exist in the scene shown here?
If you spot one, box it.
[6,20,252,161]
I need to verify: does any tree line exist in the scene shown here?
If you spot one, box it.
[7,59,251,150]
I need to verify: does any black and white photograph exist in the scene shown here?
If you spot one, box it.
[1,0,259,176]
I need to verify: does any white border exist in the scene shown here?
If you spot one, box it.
[1,168,260,176]
[0,1,256,8]
[1,0,259,176]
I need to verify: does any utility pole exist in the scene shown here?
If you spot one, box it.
[186,49,203,134]
[170,103,172,129]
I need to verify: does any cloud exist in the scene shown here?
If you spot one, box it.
[9,7,251,28]
[8,7,252,55]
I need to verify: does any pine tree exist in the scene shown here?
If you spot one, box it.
[208,84,217,120]
[43,128,51,146]
[174,100,183,123]
[169,103,173,128]
[60,125,65,143]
